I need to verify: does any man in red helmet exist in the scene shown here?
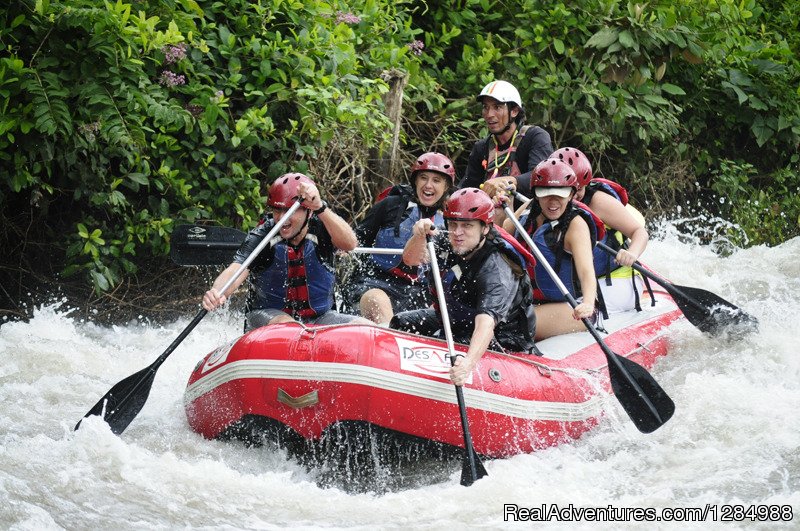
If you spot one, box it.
[345,152,455,326]
[202,173,366,329]
[390,188,537,386]
[458,80,553,203]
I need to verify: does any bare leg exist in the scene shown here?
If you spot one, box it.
[268,313,297,325]
[534,302,588,340]
[359,288,394,325]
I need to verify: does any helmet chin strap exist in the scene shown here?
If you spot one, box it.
[493,120,513,137]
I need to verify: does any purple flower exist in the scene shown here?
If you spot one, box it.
[162,43,187,64]
[159,70,186,87]
[335,11,361,24]
[407,40,425,56]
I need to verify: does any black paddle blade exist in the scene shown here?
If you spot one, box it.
[460,449,489,486]
[170,224,246,266]
[607,354,675,434]
[669,284,759,338]
[75,364,157,435]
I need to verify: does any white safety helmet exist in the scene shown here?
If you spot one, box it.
[477,80,523,109]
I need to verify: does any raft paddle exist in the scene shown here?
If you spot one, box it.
[170,224,404,265]
[76,202,303,435]
[503,203,674,433]
[170,224,247,265]
[595,241,758,337]
[426,236,488,486]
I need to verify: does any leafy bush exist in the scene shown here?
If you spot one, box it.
[1,0,798,299]
[408,0,799,234]
[711,160,800,247]
[0,0,426,291]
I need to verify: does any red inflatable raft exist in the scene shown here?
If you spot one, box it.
[183,289,682,458]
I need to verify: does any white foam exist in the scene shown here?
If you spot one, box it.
[1,234,799,527]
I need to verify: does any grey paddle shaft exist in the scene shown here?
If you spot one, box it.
[352,247,404,255]
[504,200,670,428]
[76,200,305,435]
[425,236,486,484]
[216,201,302,296]
[426,238,457,356]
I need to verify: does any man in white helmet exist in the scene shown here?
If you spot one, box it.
[458,80,553,202]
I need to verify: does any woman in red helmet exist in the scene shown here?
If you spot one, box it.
[202,173,367,329]
[345,152,455,326]
[390,188,537,386]
[500,159,601,339]
[551,147,650,314]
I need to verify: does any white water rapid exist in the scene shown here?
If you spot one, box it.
[1,228,798,529]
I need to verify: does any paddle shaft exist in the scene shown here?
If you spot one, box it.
[125,203,302,400]
[502,204,667,426]
[177,241,403,255]
[515,190,715,321]
[426,237,486,486]
[170,225,403,265]
[353,247,403,255]
[540,189,756,334]
[516,191,708,314]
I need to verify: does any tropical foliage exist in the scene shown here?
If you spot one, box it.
[1,0,798,294]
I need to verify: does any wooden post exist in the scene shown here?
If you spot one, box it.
[369,69,408,196]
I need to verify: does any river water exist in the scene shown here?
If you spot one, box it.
[1,226,799,529]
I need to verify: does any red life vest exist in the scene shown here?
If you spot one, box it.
[283,244,317,319]
[589,178,629,205]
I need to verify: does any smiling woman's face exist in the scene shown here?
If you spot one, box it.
[536,193,572,221]
[414,171,448,207]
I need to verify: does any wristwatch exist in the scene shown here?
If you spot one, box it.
[314,201,328,215]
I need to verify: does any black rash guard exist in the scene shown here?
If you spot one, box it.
[430,231,536,351]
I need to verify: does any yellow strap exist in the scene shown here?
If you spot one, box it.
[489,128,518,179]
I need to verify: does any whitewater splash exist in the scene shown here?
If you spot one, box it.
[1,230,799,528]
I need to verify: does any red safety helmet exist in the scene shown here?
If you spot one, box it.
[443,188,494,224]
[550,147,592,187]
[531,159,578,197]
[267,173,314,209]
[410,152,456,186]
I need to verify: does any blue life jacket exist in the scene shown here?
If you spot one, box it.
[372,200,444,281]
[519,202,602,302]
[250,234,335,316]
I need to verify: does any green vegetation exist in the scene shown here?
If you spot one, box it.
[1,0,798,297]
